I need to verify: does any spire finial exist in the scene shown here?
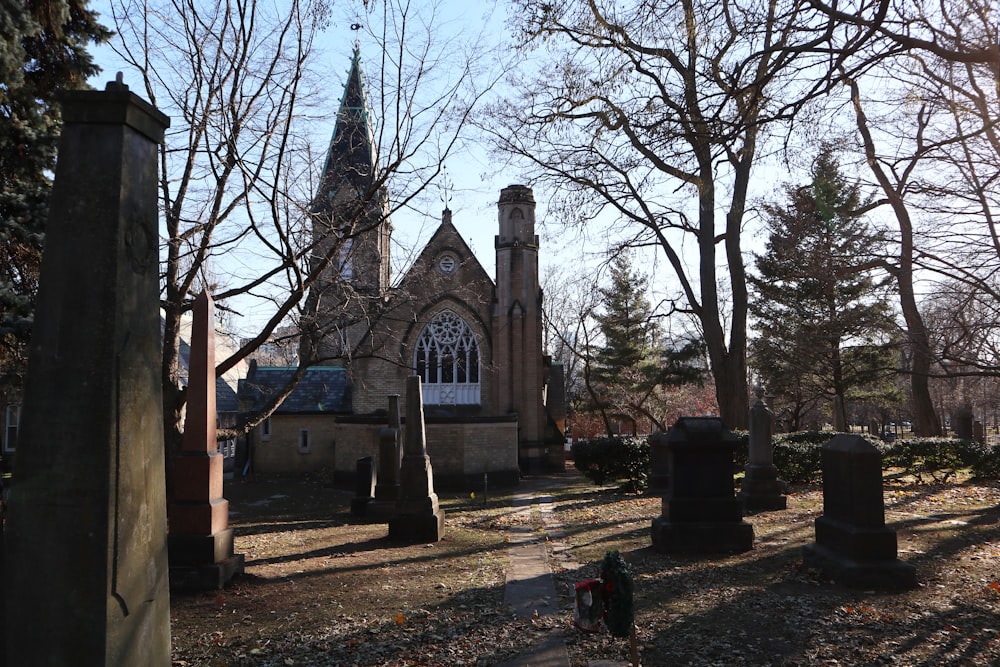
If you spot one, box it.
[440,164,453,212]
[351,20,363,51]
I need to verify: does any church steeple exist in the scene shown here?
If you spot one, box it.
[317,46,377,204]
[301,47,391,363]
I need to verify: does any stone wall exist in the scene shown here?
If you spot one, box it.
[251,415,519,489]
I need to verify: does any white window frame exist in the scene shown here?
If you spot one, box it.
[414,310,481,405]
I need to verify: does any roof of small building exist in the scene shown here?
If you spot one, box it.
[238,365,351,415]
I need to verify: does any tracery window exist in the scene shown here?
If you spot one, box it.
[414,310,480,405]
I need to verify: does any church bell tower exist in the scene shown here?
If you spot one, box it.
[492,185,561,473]
[301,47,391,363]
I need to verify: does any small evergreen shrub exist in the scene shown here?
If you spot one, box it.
[572,436,650,492]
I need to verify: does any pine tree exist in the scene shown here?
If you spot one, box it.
[749,147,898,430]
[593,255,658,388]
[0,0,110,397]
[588,254,705,433]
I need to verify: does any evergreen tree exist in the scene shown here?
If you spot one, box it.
[593,255,658,388]
[588,254,704,433]
[749,147,898,429]
[0,0,109,396]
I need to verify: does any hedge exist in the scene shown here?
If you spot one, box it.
[573,430,1000,491]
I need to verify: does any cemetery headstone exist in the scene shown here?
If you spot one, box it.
[802,434,917,589]
[167,290,245,590]
[651,417,753,554]
[737,388,787,511]
[647,431,670,496]
[954,405,974,440]
[388,376,445,542]
[3,78,172,666]
[351,456,376,516]
[369,394,403,521]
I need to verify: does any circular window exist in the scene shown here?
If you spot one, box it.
[438,253,457,274]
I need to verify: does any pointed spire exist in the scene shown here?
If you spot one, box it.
[315,46,376,211]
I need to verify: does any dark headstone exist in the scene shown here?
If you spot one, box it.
[650,417,754,554]
[802,435,917,589]
[369,394,402,521]
[351,456,376,516]
[954,405,974,440]
[647,431,670,496]
[388,377,445,542]
[737,389,787,511]
[168,291,245,591]
[3,79,171,665]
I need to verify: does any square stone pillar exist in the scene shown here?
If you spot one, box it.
[167,291,244,590]
[3,78,171,666]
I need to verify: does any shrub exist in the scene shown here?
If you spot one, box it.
[572,436,650,493]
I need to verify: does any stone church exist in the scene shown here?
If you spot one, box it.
[240,48,565,488]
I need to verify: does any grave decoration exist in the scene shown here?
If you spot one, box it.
[572,550,641,666]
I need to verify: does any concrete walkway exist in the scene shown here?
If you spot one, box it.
[497,481,572,667]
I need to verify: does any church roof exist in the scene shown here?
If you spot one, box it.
[315,47,377,210]
[238,365,350,415]
[397,209,495,290]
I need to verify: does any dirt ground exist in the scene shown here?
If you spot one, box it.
[169,468,1000,666]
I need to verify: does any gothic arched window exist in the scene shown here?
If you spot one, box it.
[414,310,481,405]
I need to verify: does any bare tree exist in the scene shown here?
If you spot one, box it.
[106,0,501,466]
[829,0,999,435]
[484,0,855,428]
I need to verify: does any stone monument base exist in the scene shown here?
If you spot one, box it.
[651,515,754,554]
[350,496,373,516]
[389,511,445,543]
[168,529,244,591]
[170,554,246,592]
[802,543,917,590]
[367,498,398,523]
[738,464,787,511]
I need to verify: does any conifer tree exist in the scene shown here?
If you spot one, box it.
[750,147,898,430]
[0,0,110,397]
[589,254,704,433]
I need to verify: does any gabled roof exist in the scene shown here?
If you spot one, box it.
[397,209,495,290]
[238,366,351,415]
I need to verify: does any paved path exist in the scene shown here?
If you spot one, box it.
[497,480,571,667]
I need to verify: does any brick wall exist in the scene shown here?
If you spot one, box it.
[252,415,518,488]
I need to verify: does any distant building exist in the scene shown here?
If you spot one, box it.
[238,48,564,488]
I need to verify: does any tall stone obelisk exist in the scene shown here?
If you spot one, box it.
[4,77,171,666]
[167,290,244,590]
[388,377,445,542]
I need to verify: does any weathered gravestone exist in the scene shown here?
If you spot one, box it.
[954,405,974,440]
[651,417,754,554]
[168,291,245,591]
[802,434,917,589]
[3,78,171,666]
[647,431,670,496]
[388,376,445,542]
[351,456,376,517]
[368,394,402,522]
[737,388,787,511]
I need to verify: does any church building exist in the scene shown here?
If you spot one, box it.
[239,48,565,488]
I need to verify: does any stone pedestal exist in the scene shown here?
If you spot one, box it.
[167,291,244,591]
[647,431,670,496]
[738,390,787,511]
[802,435,917,589]
[3,79,171,666]
[351,456,376,516]
[651,418,753,554]
[369,395,402,522]
[388,377,444,542]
